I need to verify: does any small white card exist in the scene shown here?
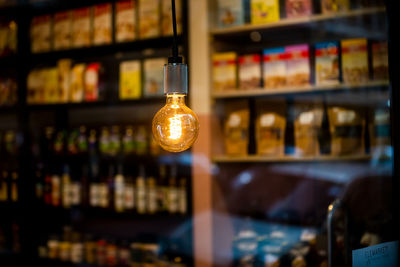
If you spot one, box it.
[352,241,398,267]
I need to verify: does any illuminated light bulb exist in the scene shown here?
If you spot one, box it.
[152,63,199,152]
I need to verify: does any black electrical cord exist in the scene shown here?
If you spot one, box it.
[168,0,182,64]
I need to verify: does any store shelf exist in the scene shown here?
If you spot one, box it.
[27,97,164,111]
[212,154,372,163]
[211,80,389,99]
[210,7,386,36]
[28,36,180,62]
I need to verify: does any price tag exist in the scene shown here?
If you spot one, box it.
[352,241,398,267]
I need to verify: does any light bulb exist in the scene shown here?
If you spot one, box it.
[152,62,199,152]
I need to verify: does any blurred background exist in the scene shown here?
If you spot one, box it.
[0,0,398,266]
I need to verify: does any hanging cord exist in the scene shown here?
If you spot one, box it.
[169,0,182,64]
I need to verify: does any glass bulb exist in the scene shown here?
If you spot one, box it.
[152,94,199,152]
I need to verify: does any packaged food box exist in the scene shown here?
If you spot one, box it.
[30,15,52,53]
[263,47,287,89]
[256,99,286,156]
[116,0,137,42]
[138,0,160,39]
[369,108,390,158]
[93,3,112,45]
[162,0,182,35]
[315,41,340,86]
[286,44,310,86]
[217,0,244,27]
[120,60,142,100]
[72,7,92,48]
[53,11,72,50]
[251,0,280,24]
[0,20,17,56]
[285,0,312,18]
[44,68,59,103]
[294,101,323,156]
[372,41,389,81]
[328,106,365,156]
[212,52,237,91]
[144,58,167,97]
[70,64,86,102]
[321,0,349,14]
[85,63,103,101]
[224,101,249,156]
[341,38,369,84]
[238,54,262,89]
[57,59,72,103]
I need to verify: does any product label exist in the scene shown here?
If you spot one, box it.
[116,0,137,42]
[72,7,91,48]
[93,4,112,45]
[54,11,72,50]
[263,48,287,88]
[251,0,280,24]
[341,39,369,84]
[138,0,159,38]
[213,52,237,91]
[120,60,141,99]
[315,42,340,85]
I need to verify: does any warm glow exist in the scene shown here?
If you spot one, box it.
[168,115,182,140]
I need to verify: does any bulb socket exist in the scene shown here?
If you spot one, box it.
[164,63,188,95]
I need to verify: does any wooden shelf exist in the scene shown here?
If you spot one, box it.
[212,154,373,163]
[210,7,386,36]
[212,80,389,99]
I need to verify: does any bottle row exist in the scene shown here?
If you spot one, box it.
[38,226,188,266]
[0,77,17,106]
[27,57,168,105]
[35,164,188,215]
[0,171,18,203]
[39,125,161,158]
[30,0,182,53]
[223,99,389,157]
[0,20,17,57]
[217,0,383,28]
[0,222,20,254]
[213,38,388,91]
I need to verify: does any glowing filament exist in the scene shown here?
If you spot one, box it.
[168,115,182,140]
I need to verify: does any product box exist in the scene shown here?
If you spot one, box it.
[315,41,340,86]
[70,63,86,102]
[224,101,249,156]
[116,0,137,42]
[162,0,182,35]
[328,106,365,156]
[53,11,72,50]
[0,20,17,56]
[30,15,52,53]
[93,3,112,45]
[212,52,237,91]
[44,68,59,103]
[251,0,280,24]
[286,44,310,86]
[256,99,286,156]
[27,69,43,104]
[263,47,287,89]
[85,63,102,101]
[217,0,244,28]
[321,0,350,14]
[57,59,72,103]
[138,0,160,39]
[286,0,312,18]
[372,41,389,81]
[341,38,369,84]
[294,102,323,156]
[120,60,142,100]
[72,7,92,48]
[143,58,166,97]
[238,54,262,89]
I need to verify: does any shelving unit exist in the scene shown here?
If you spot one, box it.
[212,154,372,163]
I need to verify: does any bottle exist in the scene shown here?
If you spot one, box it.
[136,165,146,214]
[114,165,125,213]
[109,126,121,157]
[70,169,82,207]
[147,175,158,214]
[47,235,60,259]
[122,126,135,155]
[89,129,98,156]
[0,171,8,202]
[62,165,71,209]
[68,129,79,155]
[124,175,135,211]
[99,166,110,209]
[168,165,179,214]
[77,126,89,154]
[11,172,18,202]
[34,169,44,201]
[70,233,84,264]
[84,235,97,265]
[97,239,107,266]
[53,130,66,155]
[44,173,52,205]
[99,127,111,156]
[106,240,118,267]
[44,127,55,157]
[157,165,169,213]
[51,173,61,207]
[178,177,188,215]
[89,175,100,208]
[135,126,148,156]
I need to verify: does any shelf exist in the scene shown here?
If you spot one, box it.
[28,36,179,62]
[27,97,164,111]
[212,154,373,163]
[210,7,386,36]
[212,80,389,99]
